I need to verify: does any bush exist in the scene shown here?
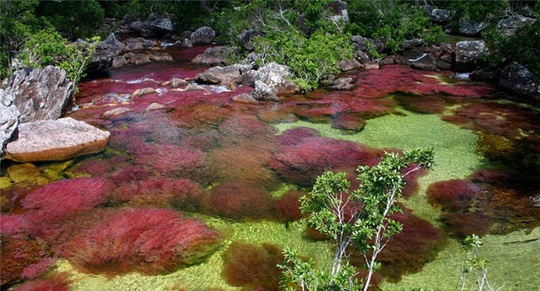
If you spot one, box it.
[253,28,353,90]
[36,0,104,40]
[347,0,443,54]
[17,27,98,90]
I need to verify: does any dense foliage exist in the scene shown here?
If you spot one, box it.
[279,149,435,290]
[1,0,538,86]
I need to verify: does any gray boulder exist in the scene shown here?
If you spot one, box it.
[498,15,535,35]
[248,62,291,87]
[458,18,487,36]
[251,80,279,102]
[498,62,540,104]
[191,46,231,66]
[195,65,247,85]
[455,40,487,70]
[237,30,263,51]
[431,9,452,23]
[4,117,110,162]
[6,66,74,123]
[331,77,355,90]
[88,33,127,72]
[190,27,216,45]
[0,89,20,155]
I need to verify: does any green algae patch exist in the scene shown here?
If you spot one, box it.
[275,109,484,222]
[380,227,540,290]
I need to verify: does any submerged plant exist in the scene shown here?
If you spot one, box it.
[279,148,435,290]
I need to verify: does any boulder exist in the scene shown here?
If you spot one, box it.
[430,9,452,23]
[195,65,247,85]
[0,89,20,155]
[497,15,535,35]
[247,62,291,87]
[191,46,230,66]
[237,30,264,51]
[6,66,74,123]
[339,59,362,71]
[410,54,437,71]
[88,33,126,72]
[149,15,174,35]
[232,93,259,104]
[190,27,216,45]
[4,117,110,162]
[498,62,540,104]
[331,77,355,90]
[458,18,487,36]
[148,52,173,62]
[455,40,486,71]
[327,0,349,24]
[251,80,279,102]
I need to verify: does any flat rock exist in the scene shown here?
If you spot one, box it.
[4,117,110,162]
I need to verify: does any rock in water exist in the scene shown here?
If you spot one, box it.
[5,66,74,123]
[0,89,20,155]
[190,26,216,45]
[4,118,110,162]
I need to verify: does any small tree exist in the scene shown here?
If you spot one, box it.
[450,234,504,291]
[279,148,435,291]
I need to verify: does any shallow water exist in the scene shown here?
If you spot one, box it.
[2,45,539,290]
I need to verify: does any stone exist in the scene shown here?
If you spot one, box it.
[430,9,452,23]
[498,15,535,35]
[88,33,126,72]
[112,56,128,69]
[339,59,362,71]
[170,78,189,88]
[4,117,110,162]
[103,107,131,118]
[132,87,156,97]
[331,77,355,90]
[410,54,437,71]
[195,65,243,85]
[148,52,173,62]
[125,53,152,65]
[6,66,74,123]
[362,62,380,70]
[144,102,166,113]
[0,89,20,155]
[455,40,486,70]
[498,62,540,104]
[232,93,259,104]
[251,80,279,102]
[459,18,487,36]
[182,38,193,48]
[190,26,216,45]
[247,62,291,87]
[402,38,424,50]
[237,30,263,51]
[191,46,230,66]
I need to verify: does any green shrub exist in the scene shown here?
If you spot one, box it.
[347,0,443,54]
[36,0,104,40]
[280,149,435,291]
[253,28,353,90]
[0,0,40,79]
[483,11,540,81]
[18,27,98,90]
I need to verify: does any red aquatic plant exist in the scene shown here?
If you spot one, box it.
[109,176,204,211]
[61,207,220,275]
[201,181,274,220]
[269,136,381,186]
[133,143,209,181]
[374,206,445,282]
[276,127,320,146]
[426,179,483,211]
[12,273,71,291]
[274,191,305,222]
[208,144,281,191]
[218,114,276,143]
[331,113,366,132]
[21,178,109,224]
[221,241,283,290]
[0,214,30,236]
[20,258,57,280]
[0,234,51,287]
[441,211,492,237]
[394,94,447,114]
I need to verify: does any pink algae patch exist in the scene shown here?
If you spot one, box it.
[59,208,220,275]
[201,181,274,220]
[269,134,383,186]
[21,178,109,224]
[354,65,494,98]
[13,273,71,291]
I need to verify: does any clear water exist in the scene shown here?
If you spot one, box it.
[2,46,539,290]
